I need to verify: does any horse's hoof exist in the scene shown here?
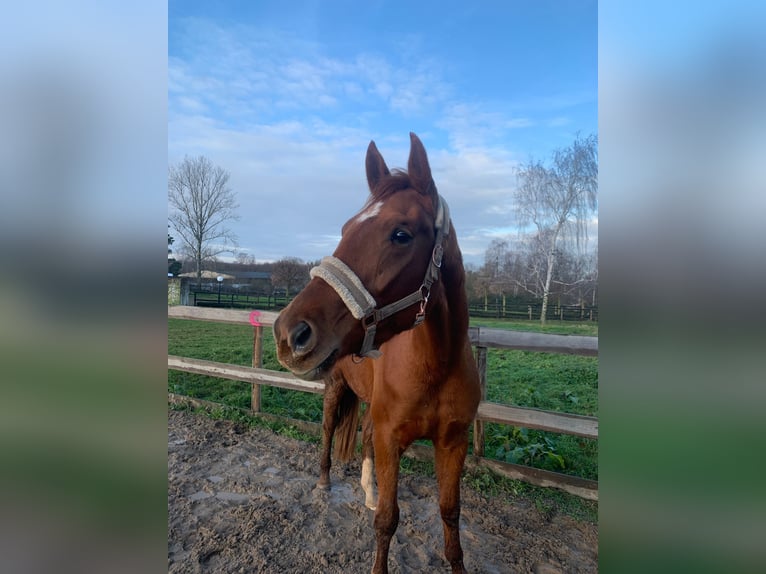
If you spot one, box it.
[315,481,331,491]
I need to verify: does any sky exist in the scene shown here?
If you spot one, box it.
[168,0,597,267]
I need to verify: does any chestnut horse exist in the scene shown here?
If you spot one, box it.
[273,133,480,574]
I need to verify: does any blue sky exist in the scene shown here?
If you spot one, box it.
[168,0,597,266]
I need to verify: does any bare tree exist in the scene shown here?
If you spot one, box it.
[484,239,508,281]
[168,156,239,288]
[515,231,550,300]
[473,271,492,312]
[515,133,597,325]
[270,257,309,298]
[550,246,597,304]
[483,238,516,314]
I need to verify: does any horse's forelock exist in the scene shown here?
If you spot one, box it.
[369,169,411,201]
[370,169,439,214]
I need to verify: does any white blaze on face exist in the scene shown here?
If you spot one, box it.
[354,200,383,225]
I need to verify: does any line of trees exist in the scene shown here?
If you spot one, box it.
[465,239,597,318]
[269,257,313,298]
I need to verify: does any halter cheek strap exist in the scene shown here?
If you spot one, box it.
[309,194,451,359]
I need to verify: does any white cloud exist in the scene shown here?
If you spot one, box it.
[438,103,534,151]
[168,18,595,267]
[176,96,206,113]
[170,19,457,127]
[169,109,526,266]
[547,116,571,127]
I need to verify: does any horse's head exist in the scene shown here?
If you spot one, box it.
[273,133,449,380]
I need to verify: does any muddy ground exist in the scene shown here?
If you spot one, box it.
[168,409,597,573]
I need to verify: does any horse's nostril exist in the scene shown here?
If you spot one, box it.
[289,321,313,353]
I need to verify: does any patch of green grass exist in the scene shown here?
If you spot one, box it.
[480,347,598,480]
[168,318,285,371]
[484,349,598,416]
[399,456,436,478]
[470,317,598,336]
[260,387,324,421]
[168,319,323,422]
[483,424,598,480]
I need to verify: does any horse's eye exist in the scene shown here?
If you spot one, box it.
[391,229,413,245]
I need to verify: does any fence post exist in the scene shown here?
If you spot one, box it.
[251,325,263,413]
[473,345,488,457]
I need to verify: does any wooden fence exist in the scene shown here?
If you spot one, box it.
[168,305,598,500]
[467,301,598,322]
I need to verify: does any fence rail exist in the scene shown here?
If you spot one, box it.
[167,305,598,500]
[469,327,598,356]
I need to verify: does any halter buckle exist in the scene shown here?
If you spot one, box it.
[413,286,430,326]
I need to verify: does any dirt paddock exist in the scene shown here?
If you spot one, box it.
[168,409,597,573]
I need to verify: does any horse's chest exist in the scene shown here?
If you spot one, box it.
[381,389,457,438]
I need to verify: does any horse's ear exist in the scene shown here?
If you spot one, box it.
[407,132,435,198]
[366,140,390,193]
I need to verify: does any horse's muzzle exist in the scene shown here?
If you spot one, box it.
[273,313,339,380]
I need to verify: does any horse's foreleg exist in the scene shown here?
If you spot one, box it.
[360,407,377,509]
[434,434,469,574]
[317,377,342,489]
[371,430,401,574]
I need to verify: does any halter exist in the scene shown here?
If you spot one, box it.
[309,192,450,359]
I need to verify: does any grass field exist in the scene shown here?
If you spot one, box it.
[168,316,598,482]
[470,317,598,336]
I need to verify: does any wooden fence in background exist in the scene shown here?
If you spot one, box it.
[168,305,598,500]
